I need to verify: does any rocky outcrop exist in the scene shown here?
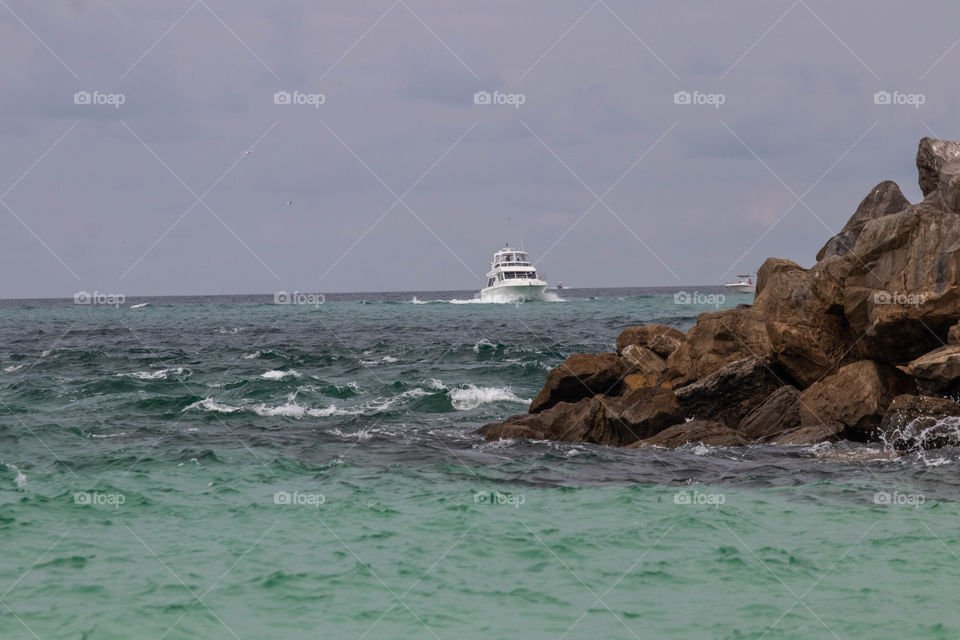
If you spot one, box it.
[738,385,801,440]
[816,181,910,261]
[797,361,914,440]
[918,136,960,197]
[664,307,773,386]
[905,346,960,394]
[879,394,960,450]
[674,357,787,427]
[478,137,960,451]
[476,387,682,446]
[528,353,625,413]
[616,324,685,359]
[628,420,746,448]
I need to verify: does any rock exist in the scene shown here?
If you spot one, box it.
[771,423,845,445]
[753,258,853,386]
[940,162,960,213]
[622,372,665,392]
[628,420,746,448]
[879,394,960,450]
[949,322,960,345]
[620,344,666,375]
[797,360,915,440]
[906,345,960,394]
[664,307,774,386]
[673,357,788,428]
[839,199,960,362]
[737,385,801,440]
[815,181,910,261]
[616,325,685,359]
[918,137,960,197]
[476,387,683,446]
[528,353,625,413]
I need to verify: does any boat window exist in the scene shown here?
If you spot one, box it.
[497,273,504,281]
[487,278,495,287]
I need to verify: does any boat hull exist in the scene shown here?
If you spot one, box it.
[724,284,756,294]
[479,283,548,302]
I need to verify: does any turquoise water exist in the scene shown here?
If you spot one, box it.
[2,289,958,639]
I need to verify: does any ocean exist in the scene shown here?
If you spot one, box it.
[1,287,958,639]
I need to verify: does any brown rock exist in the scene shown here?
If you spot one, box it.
[476,387,683,447]
[940,162,960,213]
[771,423,845,445]
[815,181,910,261]
[738,385,801,440]
[906,345,960,394]
[620,344,666,375]
[917,136,960,197]
[879,394,960,450]
[797,360,915,440]
[622,372,664,392]
[949,322,960,346]
[528,353,625,414]
[664,307,774,386]
[616,325,686,359]
[673,357,788,428]
[629,420,746,448]
[753,258,854,386]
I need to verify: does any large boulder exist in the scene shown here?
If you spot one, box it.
[816,181,911,261]
[616,324,685,359]
[664,307,774,386]
[673,357,788,427]
[905,345,960,394]
[528,353,625,413]
[753,258,854,386]
[939,162,960,213]
[771,423,845,445]
[838,199,960,362]
[628,420,746,448]
[619,345,668,392]
[879,394,960,450]
[737,385,801,441]
[796,360,914,440]
[476,387,683,446]
[918,136,960,197]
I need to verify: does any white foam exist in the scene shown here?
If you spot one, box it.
[449,384,529,411]
[4,463,26,489]
[4,363,25,372]
[242,351,261,359]
[183,397,242,414]
[129,303,149,309]
[473,338,497,353]
[120,367,189,380]
[260,369,302,380]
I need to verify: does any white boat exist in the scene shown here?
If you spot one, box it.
[479,246,548,302]
[724,274,756,294]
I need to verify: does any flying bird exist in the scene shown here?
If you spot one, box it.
[286,200,294,206]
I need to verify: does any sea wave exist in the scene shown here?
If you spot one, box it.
[260,369,302,380]
[449,384,529,411]
[118,367,190,380]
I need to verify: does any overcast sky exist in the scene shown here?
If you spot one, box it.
[0,0,956,297]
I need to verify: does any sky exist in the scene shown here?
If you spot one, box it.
[0,0,957,298]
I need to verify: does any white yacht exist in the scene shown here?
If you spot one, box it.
[724,274,756,295]
[479,246,548,302]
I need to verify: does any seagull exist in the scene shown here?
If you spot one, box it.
[285,200,294,206]
[243,149,254,156]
